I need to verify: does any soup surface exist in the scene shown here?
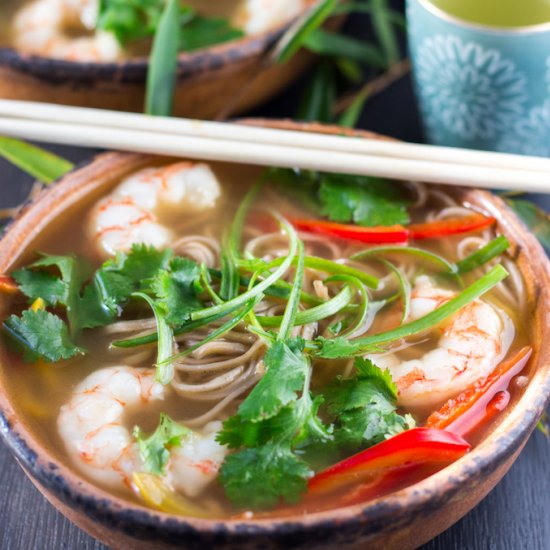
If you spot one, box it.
[2,0,307,62]
[0,160,532,518]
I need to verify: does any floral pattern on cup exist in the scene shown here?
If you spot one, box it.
[407,0,550,156]
[415,35,527,141]
[497,99,550,157]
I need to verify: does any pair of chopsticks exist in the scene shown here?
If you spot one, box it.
[0,99,549,193]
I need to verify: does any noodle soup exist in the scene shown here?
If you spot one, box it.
[2,0,308,62]
[0,160,532,518]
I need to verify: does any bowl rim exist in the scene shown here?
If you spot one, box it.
[0,7,304,83]
[0,128,549,543]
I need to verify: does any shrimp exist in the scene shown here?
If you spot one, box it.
[233,0,312,35]
[58,366,228,498]
[369,276,515,410]
[89,162,222,257]
[13,0,121,62]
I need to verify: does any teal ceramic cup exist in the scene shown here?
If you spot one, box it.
[407,0,550,156]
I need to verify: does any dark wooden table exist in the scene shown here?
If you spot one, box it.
[1,7,550,549]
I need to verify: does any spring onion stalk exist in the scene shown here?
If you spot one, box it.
[161,296,263,363]
[112,299,250,349]
[374,258,410,324]
[260,280,354,329]
[275,0,338,63]
[191,215,299,321]
[132,292,174,384]
[455,236,510,274]
[240,255,378,289]
[208,268,323,307]
[200,264,223,305]
[0,137,73,184]
[324,275,370,337]
[315,265,509,358]
[221,182,262,300]
[278,242,305,340]
[353,246,456,274]
[144,0,180,116]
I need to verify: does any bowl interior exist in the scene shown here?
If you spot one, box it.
[0,134,548,544]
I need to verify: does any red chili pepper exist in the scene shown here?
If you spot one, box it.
[292,214,495,245]
[426,346,532,437]
[292,219,409,244]
[408,214,496,240]
[308,427,470,495]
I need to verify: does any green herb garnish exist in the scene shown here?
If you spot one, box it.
[134,413,191,475]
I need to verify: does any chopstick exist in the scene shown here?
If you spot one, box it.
[0,100,549,193]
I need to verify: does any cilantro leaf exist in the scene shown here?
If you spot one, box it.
[98,0,242,51]
[97,0,188,44]
[179,16,244,52]
[218,338,330,509]
[12,255,90,330]
[219,443,312,508]
[91,244,172,316]
[151,257,203,325]
[319,175,410,227]
[134,413,191,475]
[323,358,414,449]
[238,339,309,422]
[3,309,85,362]
[12,268,66,307]
[269,169,410,227]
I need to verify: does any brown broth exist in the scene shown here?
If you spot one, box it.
[0,161,533,518]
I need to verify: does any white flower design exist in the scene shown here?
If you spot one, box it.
[415,35,528,140]
[497,99,550,157]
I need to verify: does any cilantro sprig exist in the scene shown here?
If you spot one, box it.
[324,358,415,449]
[134,413,191,475]
[269,168,410,227]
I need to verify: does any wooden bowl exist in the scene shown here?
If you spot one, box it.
[0,10,341,118]
[0,123,548,550]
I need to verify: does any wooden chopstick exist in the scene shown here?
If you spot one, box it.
[0,100,549,193]
[1,100,550,175]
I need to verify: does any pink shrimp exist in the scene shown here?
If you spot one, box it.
[370,276,515,410]
[58,366,227,498]
[13,0,121,62]
[88,162,222,257]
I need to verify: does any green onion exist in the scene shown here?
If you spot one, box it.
[455,236,510,274]
[145,0,180,116]
[278,241,305,340]
[315,265,509,358]
[162,296,262,363]
[259,284,354,328]
[200,264,223,305]
[274,0,338,64]
[324,275,370,337]
[112,299,249,349]
[220,182,263,300]
[376,258,411,324]
[191,215,299,321]
[370,0,400,65]
[132,292,174,384]
[304,30,386,68]
[352,246,456,274]
[0,137,73,184]
[241,255,378,289]
[208,268,323,307]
